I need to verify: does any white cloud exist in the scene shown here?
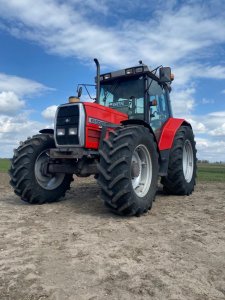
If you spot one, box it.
[0,114,49,157]
[196,138,225,162]
[203,111,225,134]
[0,112,50,135]
[0,94,54,157]
[41,105,58,120]
[209,123,225,137]
[222,90,225,94]
[0,91,25,115]
[186,118,206,134]
[0,73,53,97]
[0,73,54,156]
[173,64,225,87]
[0,0,225,71]
[208,111,225,118]
[171,87,195,116]
[201,98,215,105]
[186,110,225,139]
[1,0,224,121]
[195,65,225,80]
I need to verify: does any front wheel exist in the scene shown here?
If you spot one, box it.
[161,125,197,195]
[97,126,159,216]
[9,134,73,204]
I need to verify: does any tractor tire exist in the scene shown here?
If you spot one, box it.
[161,125,197,195]
[97,126,159,216]
[9,134,73,204]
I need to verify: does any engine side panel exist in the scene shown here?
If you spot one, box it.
[158,118,190,151]
[83,102,128,149]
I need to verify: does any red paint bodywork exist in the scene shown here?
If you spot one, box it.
[158,118,188,150]
[83,102,128,149]
[83,102,188,151]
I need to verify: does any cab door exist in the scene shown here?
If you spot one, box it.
[148,80,171,139]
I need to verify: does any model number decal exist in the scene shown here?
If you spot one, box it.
[88,117,109,127]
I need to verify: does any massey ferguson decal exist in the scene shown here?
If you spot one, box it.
[88,117,109,127]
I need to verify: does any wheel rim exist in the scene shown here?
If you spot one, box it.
[35,149,65,190]
[183,140,194,183]
[131,144,152,197]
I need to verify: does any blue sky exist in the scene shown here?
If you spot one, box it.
[0,0,225,161]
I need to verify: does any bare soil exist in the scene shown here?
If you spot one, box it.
[0,173,225,300]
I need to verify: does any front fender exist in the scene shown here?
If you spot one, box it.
[39,129,54,134]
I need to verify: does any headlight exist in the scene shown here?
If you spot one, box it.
[104,73,111,80]
[125,68,134,75]
[69,128,77,135]
[57,128,65,136]
[135,66,144,73]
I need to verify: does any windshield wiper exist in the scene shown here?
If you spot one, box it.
[145,65,162,92]
[103,80,120,104]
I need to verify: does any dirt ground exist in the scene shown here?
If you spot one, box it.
[0,173,225,300]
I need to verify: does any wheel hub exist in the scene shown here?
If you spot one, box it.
[183,140,194,183]
[131,161,140,178]
[131,145,152,198]
[40,160,50,177]
[35,149,65,190]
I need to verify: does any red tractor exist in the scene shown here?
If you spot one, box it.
[9,59,197,216]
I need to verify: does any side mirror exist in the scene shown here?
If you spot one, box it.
[77,86,82,98]
[159,67,172,83]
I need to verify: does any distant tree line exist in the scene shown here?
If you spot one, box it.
[197,159,225,164]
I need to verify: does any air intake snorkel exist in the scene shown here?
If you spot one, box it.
[94,58,100,103]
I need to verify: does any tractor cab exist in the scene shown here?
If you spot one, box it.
[97,63,174,133]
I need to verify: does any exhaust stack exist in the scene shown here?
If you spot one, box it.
[94,58,100,103]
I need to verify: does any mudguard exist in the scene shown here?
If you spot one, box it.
[158,118,191,151]
[39,129,54,134]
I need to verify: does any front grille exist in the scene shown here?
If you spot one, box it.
[55,104,80,146]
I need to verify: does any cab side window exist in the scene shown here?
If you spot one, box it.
[149,81,170,131]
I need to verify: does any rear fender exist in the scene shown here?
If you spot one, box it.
[158,118,191,176]
[39,129,54,134]
[122,118,191,176]
[158,118,191,151]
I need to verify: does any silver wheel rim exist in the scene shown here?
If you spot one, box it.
[35,149,65,190]
[183,140,194,183]
[131,144,152,197]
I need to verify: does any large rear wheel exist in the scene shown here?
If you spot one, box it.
[97,126,159,216]
[161,125,197,195]
[9,134,73,204]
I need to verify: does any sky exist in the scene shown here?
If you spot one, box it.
[0,0,225,161]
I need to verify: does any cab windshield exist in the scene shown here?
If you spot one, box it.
[99,76,144,119]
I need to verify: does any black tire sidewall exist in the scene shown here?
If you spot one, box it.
[29,136,71,200]
[10,134,72,203]
[29,137,57,195]
[181,127,197,193]
[127,130,158,210]
[162,125,197,195]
